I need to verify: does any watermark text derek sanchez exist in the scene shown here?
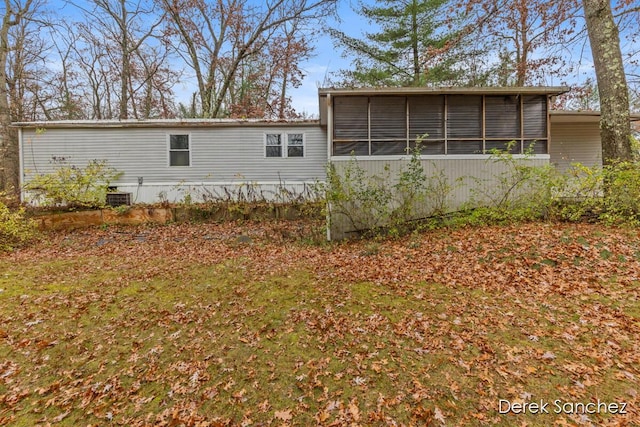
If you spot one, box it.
[499,399,628,415]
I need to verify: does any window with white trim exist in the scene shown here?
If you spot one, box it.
[287,133,304,157]
[169,134,190,166]
[265,133,305,158]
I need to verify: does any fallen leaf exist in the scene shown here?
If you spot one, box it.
[274,409,292,421]
[434,406,446,425]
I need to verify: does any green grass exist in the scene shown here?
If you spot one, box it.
[1,221,639,425]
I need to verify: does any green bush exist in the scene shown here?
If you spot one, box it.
[25,160,122,209]
[323,140,640,239]
[560,161,640,225]
[466,142,564,223]
[324,158,394,234]
[0,198,36,251]
[323,144,455,238]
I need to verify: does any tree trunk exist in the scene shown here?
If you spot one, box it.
[0,1,24,196]
[411,0,420,85]
[582,0,632,165]
[119,0,129,119]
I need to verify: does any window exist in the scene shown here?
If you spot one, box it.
[523,95,547,138]
[409,96,445,154]
[485,96,520,138]
[266,133,305,158]
[169,134,190,166]
[447,95,482,138]
[333,96,369,155]
[287,133,304,157]
[265,134,282,157]
[370,96,407,155]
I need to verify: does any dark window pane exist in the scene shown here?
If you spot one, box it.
[447,95,481,138]
[485,140,522,154]
[286,134,303,157]
[485,96,520,138]
[266,134,282,146]
[266,146,282,157]
[371,141,407,155]
[170,134,189,150]
[525,139,547,154]
[409,96,444,139]
[170,151,190,166]
[370,96,406,139]
[333,141,369,156]
[287,133,303,146]
[334,96,368,139]
[447,140,482,154]
[288,146,304,157]
[523,96,547,138]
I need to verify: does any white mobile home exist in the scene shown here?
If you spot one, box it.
[18,119,326,204]
[15,87,637,238]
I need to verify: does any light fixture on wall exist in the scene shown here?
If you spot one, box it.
[138,176,144,185]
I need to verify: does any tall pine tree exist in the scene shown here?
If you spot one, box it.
[329,0,461,87]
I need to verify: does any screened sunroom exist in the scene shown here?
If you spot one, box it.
[318,87,568,239]
[319,87,567,158]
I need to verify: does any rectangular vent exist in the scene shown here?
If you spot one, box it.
[106,192,132,207]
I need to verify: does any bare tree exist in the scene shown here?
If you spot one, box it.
[1,0,34,195]
[461,0,580,86]
[69,0,171,119]
[161,0,335,118]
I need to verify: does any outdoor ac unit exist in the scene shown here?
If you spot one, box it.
[106,192,132,207]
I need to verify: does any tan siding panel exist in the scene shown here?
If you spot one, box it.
[550,122,602,172]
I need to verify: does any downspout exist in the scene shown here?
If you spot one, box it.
[546,95,551,158]
[326,93,333,241]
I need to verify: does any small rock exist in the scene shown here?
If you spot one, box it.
[235,235,252,244]
[96,238,112,247]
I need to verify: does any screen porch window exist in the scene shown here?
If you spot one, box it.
[331,94,549,156]
[169,134,190,166]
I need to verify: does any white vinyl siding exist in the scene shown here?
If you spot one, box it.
[21,125,324,195]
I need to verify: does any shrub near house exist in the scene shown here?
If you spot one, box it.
[24,160,122,208]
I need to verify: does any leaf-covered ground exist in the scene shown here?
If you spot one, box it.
[1,220,639,426]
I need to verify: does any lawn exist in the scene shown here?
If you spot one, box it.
[1,219,639,426]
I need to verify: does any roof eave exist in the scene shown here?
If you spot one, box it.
[318,86,570,97]
[11,118,320,129]
[550,110,640,123]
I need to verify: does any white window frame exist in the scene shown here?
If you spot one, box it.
[286,132,305,158]
[265,133,283,158]
[168,133,191,167]
[264,132,305,158]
